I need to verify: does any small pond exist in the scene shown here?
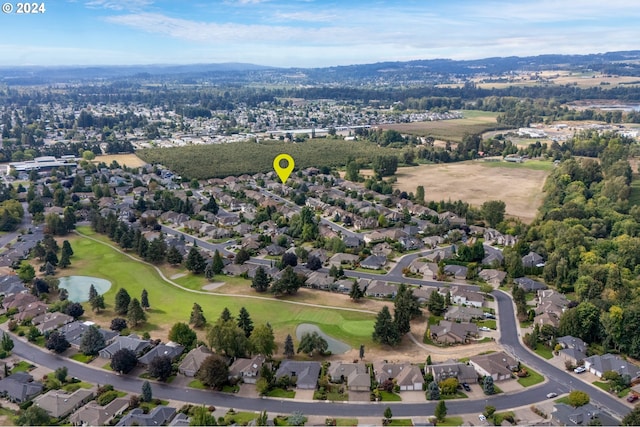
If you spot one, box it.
[58,276,112,303]
[295,323,351,354]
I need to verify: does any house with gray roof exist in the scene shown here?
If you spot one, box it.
[99,334,152,359]
[443,264,468,280]
[514,277,547,292]
[360,255,387,270]
[327,362,370,391]
[58,321,118,349]
[469,351,518,381]
[365,281,397,298]
[557,335,587,362]
[179,345,212,377]
[34,388,94,418]
[70,397,129,426]
[430,321,478,344]
[443,306,484,323]
[229,354,266,384]
[583,353,640,380]
[522,251,544,268]
[426,359,478,384]
[0,275,27,296]
[373,362,423,391]
[0,372,43,403]
[138,342,185,366]
[552,403,618,426]
[275,361,321,390]
[33,312,74,334]
[116,406,176,426]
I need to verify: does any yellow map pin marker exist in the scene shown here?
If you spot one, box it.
[273,154,295,184]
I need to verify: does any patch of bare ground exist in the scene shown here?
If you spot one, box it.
[202,282,226,291]
[94,153,148,168]
[393,161,549,223]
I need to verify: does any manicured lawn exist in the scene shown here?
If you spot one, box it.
[379,391,402,401]
[266,388,296,398]
[334,418,358,426]
[476,319,496,329]
[223,410,258,425]
[388,419,413,426]
[517,364,544,387]
[66,227,375,346]
[555,396,570,405]
[10,361,34,374]
[534,345,554,360]
[102,362,113,371]
[188,379,207,389]
[437,416,464,426]
[222,384,239,393]
[593,381,609,392]
[70,353,95,363]
[441,391,468,400]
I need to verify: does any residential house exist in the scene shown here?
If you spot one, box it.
[424,247,454,262]
[34,388,95,418]
[2,292,38,310]
[522,251,544,268]
[360,255,387,270]
[443,264,467,280]
[169,412,191,426]
[443,306,484,323]
[229,355,266,384]
[275,361,321,390]
[482,245,504,266]
[552,403,618,427]
[342,236,363,249]
[408,260,438,280]
[469,352,518,381]
[514,277,547,292]
[138,342,185,366]
[0,372,43,403]
[179,345,212,377]
[478,269,506,287]
[328,253,359,267]
[116,406,176,426]
[14,301,48,322]
[70,398,129,426]
[430,321,478,344]
[327,363,370,391]
[426,359,478,384]
[305,272,335,290]
[583,354,640,380]
[373,363,423,391]
[365,281,397,298]
[32,312,74,334]
[557,336,588,365]
[536,289,568,317]
[0,275,27,296]
[58,321,118,349]
[422,235,443,248]
[99,334,152,359]
[362,231,385,244]
[447,286,484,308]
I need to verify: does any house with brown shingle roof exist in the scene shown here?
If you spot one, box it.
[178,345,212,377]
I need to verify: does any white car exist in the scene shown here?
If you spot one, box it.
[479,414,487,422]
[479,326,492,332]
[546,392,558,398]
[574,366,587,374]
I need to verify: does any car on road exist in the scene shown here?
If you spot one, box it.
[479,414,487,422]
[546,392,558,398]
[462,382,471,392]
[574,366,587,374]
[627,395,638,403]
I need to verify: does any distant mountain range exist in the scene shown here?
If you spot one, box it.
[1,50,640,85]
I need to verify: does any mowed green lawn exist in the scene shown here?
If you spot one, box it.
[63,228,375,347]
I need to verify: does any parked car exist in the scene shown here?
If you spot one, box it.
[479,414,487,422]
[462,382,471,392]
[547,392,558,398]
[483,313,496,319]
[574,366,587,374]
[479,326,491,332]
[627,395,638,403]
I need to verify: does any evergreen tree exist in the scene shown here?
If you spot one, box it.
[359,344,365,360]
[204,263,214,280]
[147,235,167,263]
[1,333,14,353]
[127,298,146,327]
[212,250,224,274]
[349,281,364,301]
[141,381,152,402]
[435,400,447,422]
[251,266,271,292]
[190,303,207,328]
[383,407,393,424]
[394,284,421,335]
[270,265,303,296]
[284,334,295,359]
[372,306,401,346]
[483,376,495,395]
[141,289,150,310]
[220,307,233,322]
[90,294,105,313]
[427,290,446,316]
[167,245,183,265]
[237,307,254,338]
[297,331,328,356]
[185,247,206,274]
[114,288,131,315]
[80,325,106,356]
[58,250,71,268]
[88,284,98,302]
[235,248,250,265]
[426,381,440,400]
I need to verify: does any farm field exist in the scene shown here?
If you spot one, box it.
[377,110,506,142]
[61,227,377,347]
[392,160,551,222]
[94,153,148,168]
[137,139,401,179]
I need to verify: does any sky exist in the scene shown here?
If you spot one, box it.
[0,0,639,68]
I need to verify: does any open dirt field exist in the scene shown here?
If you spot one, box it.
[94,153,148,168]
[393,161,551,222]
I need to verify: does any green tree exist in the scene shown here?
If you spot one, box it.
[127,298,146,327]
[16,405,51,426]
[220,307,233,322]
[372,306,401,346]
[1,333,14,353]
[270,265,304,296]
[372,155,398,178]
[415,185,425,205]
[435,400,447,422]
[211,250,224,274]
[141,289,150,310]
[427,290,446,316]
[568,390,590,407]
[45,331,70,353]
[394,283,421,335]
[235,248,250,265]
[349,281,364,301]
[90,294,106,313]
[110,348,138,374]
[196,354,229,390]
[17,261,35,283]
[250,323,277,357]
[483,376,495,395]
[284,334,295,359]
[383,407,393,424]
[297,331,328,357]
[251,266,271,292]
[54,366,67,383]
[426,381,440,400]
[185,247,206,274]
[147,355,173,381]
[114,288,131,315]
[167,245,183,265]
[189,405,218,426]
[168,322,197,348]
[345,161,360,182]
[189,303,207,328]
[439,377,459,395]
[206,319,250,358]
[481,200,506,228]
[141,380,152,402]
[80,325,106,356]
[88,284,98,302]
[232,307,252,340]
[59,250,71,268]
[622,405,640,425]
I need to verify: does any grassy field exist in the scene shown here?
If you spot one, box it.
[377,110,504,142]
[517,364,544,387]
[393,160,550,222]
[437,416,464,426]
[62,227,376,347]
[137,139,402,179]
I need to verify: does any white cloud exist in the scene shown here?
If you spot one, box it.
[85,0,153,11]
